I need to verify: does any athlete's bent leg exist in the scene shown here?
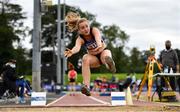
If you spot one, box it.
[100,50,116,73]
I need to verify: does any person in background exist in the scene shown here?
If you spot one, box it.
[131,73,137,95]
[159,40,179,92]
[68,63,77,96]
[64,12,116,96]
[100,77,109,93]
[92,81,100,92]
[1,59,17,99]
[92,77,102,92]
[119,73,132,92]
[16,75,31,103]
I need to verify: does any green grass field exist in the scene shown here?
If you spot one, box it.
[63,73,143,85]
[26,73,144,85]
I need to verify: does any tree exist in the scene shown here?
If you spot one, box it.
[100,24,130,73]
[101,24,129,47]
[0,0,29,74]
[14,46,31,75]
[112,46,129,73]
[129,47,145,73]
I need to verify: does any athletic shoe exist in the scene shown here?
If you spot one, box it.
[81,85,91,96]
[19,97,26,103]
[105,56,116,73]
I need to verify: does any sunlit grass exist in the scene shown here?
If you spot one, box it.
[26,73,144,85]
[64,73,144,85]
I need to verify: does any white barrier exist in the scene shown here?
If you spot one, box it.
[31,92,46,106]
[111,92,126,106]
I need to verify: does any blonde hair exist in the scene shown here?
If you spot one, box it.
[65,12,88,32]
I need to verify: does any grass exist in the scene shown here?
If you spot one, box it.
[64,73,143,85]
[25,73,144,85]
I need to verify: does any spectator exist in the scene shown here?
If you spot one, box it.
[1,59,17,98]
[68,63,77,96]
[159,40,179,91]
[119,73,132,91]
[111,74,116,83]
[131,73,137,94]
[16,75,31,103]
[92,77,102,92]
[92,81,100,92]
[100,77,109,93]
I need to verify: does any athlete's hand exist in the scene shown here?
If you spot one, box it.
[96,45,102,52]
[64,48,73,58]
[91,45,102,52]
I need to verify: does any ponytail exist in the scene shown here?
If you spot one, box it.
[65,12,88,32]
[65,12,80,32]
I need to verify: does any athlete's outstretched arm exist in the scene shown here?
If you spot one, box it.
[64,37,83,57]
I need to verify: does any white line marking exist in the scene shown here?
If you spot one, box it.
[47,93,111,106]
[46,94,67,107]
[51,103,110,106]
[89,96,111,105]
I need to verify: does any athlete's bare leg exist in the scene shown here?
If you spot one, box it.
[82,54,100,87]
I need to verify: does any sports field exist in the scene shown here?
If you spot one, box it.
[0,106,179,112]
[0,92,179,112]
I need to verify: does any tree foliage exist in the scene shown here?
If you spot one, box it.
[102,25,129,45]
[0,0,30,75]
[129,47,145,73]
